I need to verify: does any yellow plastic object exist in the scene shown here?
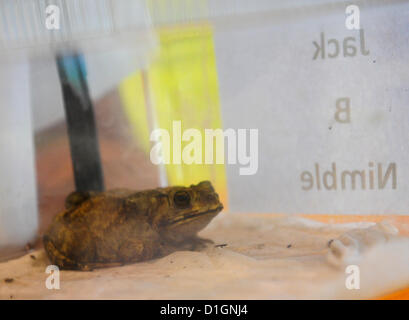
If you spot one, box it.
[119,24,228,207]
[119,72,151,154]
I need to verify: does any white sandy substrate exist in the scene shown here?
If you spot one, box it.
[1,213,409,299]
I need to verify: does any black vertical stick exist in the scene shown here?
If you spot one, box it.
[56,54,105,192]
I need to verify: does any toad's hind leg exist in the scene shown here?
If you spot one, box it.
[43,235,118,271]
[43,235,87,270]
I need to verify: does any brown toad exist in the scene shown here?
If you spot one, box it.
[43,181,223,270]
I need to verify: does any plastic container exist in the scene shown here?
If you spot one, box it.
[1,0,408,269]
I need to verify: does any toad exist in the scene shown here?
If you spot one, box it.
[43,181,223,270]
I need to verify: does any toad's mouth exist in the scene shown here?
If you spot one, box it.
[168,204,223,225]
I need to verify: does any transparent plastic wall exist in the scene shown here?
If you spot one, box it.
[145,0,409,215]
[207,1,409,215]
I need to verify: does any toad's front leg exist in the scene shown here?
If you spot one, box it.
[178,236,214,251]
[158,236,214,258]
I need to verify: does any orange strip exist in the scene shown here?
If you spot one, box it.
[377,287,409,300]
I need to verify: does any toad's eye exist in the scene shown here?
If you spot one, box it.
[173,191,191,209]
